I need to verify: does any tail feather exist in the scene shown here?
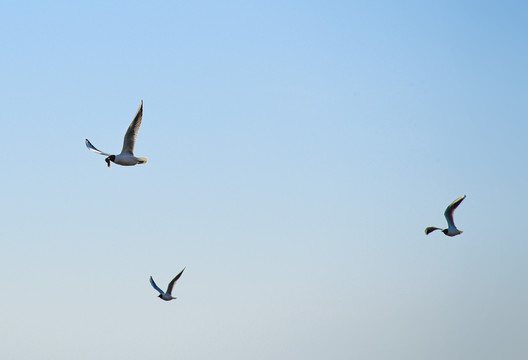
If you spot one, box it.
[137,157,148,164]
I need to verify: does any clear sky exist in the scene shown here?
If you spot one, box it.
[1,1,527,359]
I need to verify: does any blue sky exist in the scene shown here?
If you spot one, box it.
[1,1,527,359]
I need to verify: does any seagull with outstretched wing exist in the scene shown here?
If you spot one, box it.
[85,100,148,167]
[150,267,186,301]
[425,195,466,237]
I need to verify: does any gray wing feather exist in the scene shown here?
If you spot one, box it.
[166,267,186,295]
[150,276,165,295]
[85,139,111,156]
[444,195,466,228]
[120,100,143,155]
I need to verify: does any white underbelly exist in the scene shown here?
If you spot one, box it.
[114,155,139,166]
[446,228,461,236]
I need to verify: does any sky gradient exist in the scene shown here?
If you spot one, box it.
[1,1,527,359]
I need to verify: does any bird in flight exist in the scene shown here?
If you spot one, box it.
[150,267,186,301]
[425,195,466,237]
[85,100,148,167]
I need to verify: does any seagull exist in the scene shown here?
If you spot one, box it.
[85,100,148,167]
[425,195,466,237]
[150,267,186,301]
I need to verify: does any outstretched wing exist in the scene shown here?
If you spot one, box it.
[166,267,186,295]
[444,195,466,229]
[85,139,111,156]
[149,276,165,295]
[425,226,442,235]
[121,100,143,155]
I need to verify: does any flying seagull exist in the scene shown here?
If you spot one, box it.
[150,267,186,301]
[425,195,466,237]
[85,100,148,167]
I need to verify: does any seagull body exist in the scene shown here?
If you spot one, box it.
[85,100,148,167]
[150,267,186,301]
[425,195,466,237]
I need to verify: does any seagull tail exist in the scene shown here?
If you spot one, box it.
[137,157,148,164]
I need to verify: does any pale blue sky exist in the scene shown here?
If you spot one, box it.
[1,1,527,359]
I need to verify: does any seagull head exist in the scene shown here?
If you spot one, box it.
[105,155,115,168]
[442,229,449,235]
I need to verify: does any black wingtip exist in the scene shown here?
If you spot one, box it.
[425,227,440,235]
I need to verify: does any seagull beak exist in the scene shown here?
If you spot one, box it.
[105,158,111,168]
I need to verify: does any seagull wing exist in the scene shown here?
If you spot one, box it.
[150,276,165,295]
[85,139,111,156]
[444,195,466,229]
[120,100,143,155]
[166,267,186,295]
[425,227,442,235]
